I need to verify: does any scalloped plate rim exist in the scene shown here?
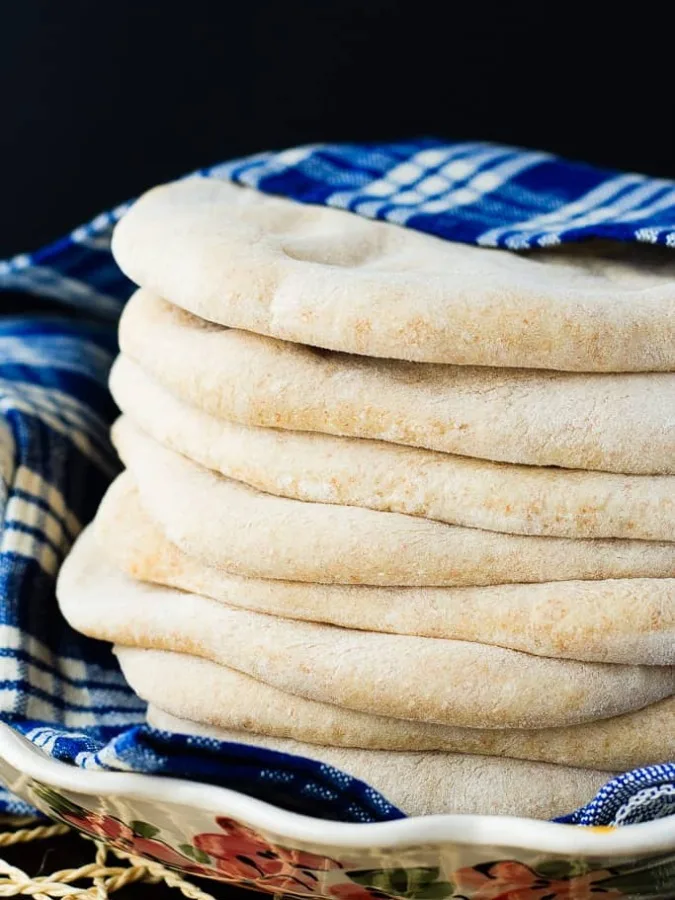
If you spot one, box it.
[1,723,674,859]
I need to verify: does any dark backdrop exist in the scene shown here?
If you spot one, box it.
[1,1,674,256]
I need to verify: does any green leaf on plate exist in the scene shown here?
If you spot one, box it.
[533,858,592,880]
[348,867,450,898]
[129,820,160,839]
[408,881,454,899]
[179,844,211,864]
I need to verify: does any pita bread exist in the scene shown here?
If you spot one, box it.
[112,419,675,587]
[117,646,675,771]
[146,705,614,819]
[109,355,675,542]
[111,176,675,373]
[118,291,675,475]
[97,474,675,665]
[57,527,675,729]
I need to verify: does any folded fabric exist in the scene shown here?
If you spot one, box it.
[0,139,674,825]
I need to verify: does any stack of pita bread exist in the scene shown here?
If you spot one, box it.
[57,177,675,820]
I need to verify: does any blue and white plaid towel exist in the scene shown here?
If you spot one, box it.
[0,140,674,825]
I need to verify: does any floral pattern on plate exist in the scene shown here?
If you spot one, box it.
[27,783,675,899]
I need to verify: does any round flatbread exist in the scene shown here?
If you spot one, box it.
[147,705,614,820]
[117,646,675,771]
[57,526,675,729]
[111,176,675,373]
[97,473,675,666]
[109,354,675,541]
[118,290,675,475]
[112,418,675,587]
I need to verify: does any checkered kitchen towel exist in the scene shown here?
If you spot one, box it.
[0,140,674,824]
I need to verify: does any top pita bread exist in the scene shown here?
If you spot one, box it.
[119,291,675,475]
[111,177,675,372]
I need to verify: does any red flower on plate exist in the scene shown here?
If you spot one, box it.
[60,810,132,843]
[451,860,623,899]
[192,816,341,893]
[128,835,213,874]
[60,809,218,878]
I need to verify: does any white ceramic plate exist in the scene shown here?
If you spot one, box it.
[0,724,673,898]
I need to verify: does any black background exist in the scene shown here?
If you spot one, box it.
[1,1,674,257]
